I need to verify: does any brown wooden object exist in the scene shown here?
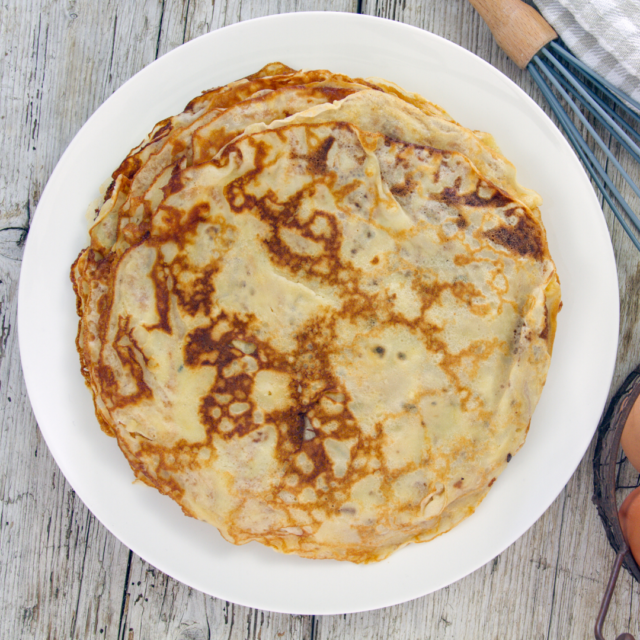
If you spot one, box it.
[467,0,558,68]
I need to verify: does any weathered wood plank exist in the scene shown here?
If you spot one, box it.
[181,0,357,43]
[1,1,169,637]
[120,559,314,640]
[316,505,561,640]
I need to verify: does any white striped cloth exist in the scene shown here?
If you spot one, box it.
[534,0,640,102]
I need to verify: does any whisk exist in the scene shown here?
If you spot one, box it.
[467,0,640,252]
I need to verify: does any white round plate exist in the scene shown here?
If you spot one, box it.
[18,12,619,615]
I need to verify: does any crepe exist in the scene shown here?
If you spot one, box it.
[72,64,560,562]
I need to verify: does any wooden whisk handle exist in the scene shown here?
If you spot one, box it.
[467,0,558,69]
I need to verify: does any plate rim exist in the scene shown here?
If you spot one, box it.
[17,10,619,614]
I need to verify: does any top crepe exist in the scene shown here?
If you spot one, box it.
[71,64,560,563]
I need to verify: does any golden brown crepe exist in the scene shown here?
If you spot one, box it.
[72,64,560,563]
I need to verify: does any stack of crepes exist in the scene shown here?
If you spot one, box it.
[71,63,561,563]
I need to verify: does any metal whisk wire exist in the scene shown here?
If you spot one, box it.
[527,41,640,252]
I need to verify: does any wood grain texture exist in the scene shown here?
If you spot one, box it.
[2,0,639,638]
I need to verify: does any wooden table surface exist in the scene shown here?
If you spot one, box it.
[2,1,640,638]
